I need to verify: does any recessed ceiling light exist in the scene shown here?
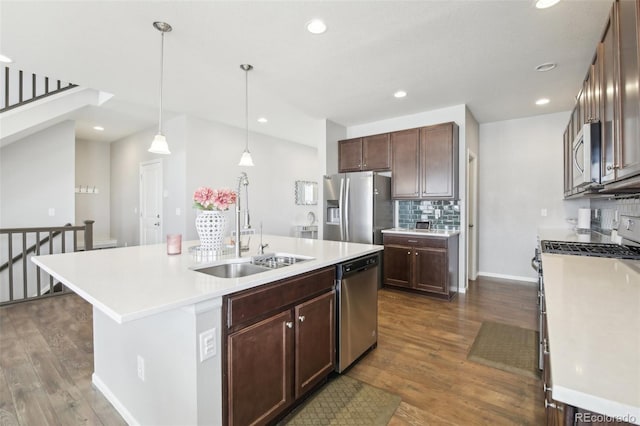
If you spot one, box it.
[93,126,105,131]
[306,19,327,34]
[257,117,268,124]
[535,62,557,72]
[536,98,550,105]
[535,0,561,9]
[394,90,407,98]
[0,54,13,63]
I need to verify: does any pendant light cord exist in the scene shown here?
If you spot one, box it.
[158,31,165,135]
[245,67,249,151]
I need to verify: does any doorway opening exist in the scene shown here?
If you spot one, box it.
[466,150,478,282]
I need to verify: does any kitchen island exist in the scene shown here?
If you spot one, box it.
[32,235,383,426]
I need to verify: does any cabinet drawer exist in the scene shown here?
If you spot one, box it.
[383,234,447,248]
[226,267,335,330]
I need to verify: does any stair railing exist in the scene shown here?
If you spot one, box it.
[1,66,78,113]
[0,220,94,305]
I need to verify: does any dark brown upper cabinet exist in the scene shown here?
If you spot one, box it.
[567,0,640,195]
[338,134,391,172]
[391,122,459,200]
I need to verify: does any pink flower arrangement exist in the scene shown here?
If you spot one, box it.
[193,187,237,211]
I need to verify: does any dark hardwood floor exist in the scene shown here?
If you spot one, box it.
[0,276,543,425]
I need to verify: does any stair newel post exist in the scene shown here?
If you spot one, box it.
[83,220,95,251]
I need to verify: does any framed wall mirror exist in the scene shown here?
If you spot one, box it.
[295,181,318,205]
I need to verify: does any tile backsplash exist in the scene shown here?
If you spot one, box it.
[590,196,640,232]
[397,200,460,229]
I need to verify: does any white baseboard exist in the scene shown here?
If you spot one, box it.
[92,373,140,426]
[477,271,537,284]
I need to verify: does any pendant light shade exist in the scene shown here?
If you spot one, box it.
[238,64,255,166]
[148,21,172,155]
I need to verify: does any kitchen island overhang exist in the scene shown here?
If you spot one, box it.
[32,235,383,426]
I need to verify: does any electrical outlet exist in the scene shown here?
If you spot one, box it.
[199,328,216,362]
[48,207,55,217]
[137,355,145,381]
[541,208,548,217]
[176,207,181,216]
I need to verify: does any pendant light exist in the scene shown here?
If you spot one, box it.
[148,21,172,155]
[238,64,255,167]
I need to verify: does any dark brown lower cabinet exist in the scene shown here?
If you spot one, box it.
[223,267,336,426]
[383,233,458,300]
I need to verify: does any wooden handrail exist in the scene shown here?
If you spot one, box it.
[0,223,72,273]
[0,220,94,305]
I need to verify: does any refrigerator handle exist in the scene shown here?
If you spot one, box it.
[344,177,350,241]
[339,177,345,241]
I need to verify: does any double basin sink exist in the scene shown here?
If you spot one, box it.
[194,253,314,278]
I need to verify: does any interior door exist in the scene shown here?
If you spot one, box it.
[139,160,163,245]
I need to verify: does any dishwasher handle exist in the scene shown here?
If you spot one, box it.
[338,255,379,279]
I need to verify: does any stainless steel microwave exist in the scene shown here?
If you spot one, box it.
[572,121,601,189]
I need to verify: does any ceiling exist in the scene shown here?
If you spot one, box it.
[0,0,613,146]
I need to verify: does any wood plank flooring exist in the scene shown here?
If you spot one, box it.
[0,276,544,425]
[348,277,545,425]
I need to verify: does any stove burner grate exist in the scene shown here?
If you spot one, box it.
[541,240,640,260]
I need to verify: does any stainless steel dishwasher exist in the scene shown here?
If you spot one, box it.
[335,253,379,373]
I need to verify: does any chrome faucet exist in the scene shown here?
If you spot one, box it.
[258,222,269,255]
[235,172,251,257]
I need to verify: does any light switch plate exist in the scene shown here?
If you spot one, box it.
[199,328,216,362]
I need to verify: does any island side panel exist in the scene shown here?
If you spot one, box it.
[91,298,223,425]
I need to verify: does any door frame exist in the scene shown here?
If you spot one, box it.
[466,149,479,281]
[139,159,163,245]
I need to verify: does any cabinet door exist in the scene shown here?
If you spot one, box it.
[420,123,459,199]
[227,310,293,426]
[591,50,602,122]
[601,15,619,183]
[391,129,420,198]
[414,247,448,294]
[294,291,335,399]
[616,0,640,179]
[363,134,391,171]
[338,138,363,172]
[383,244,412,288]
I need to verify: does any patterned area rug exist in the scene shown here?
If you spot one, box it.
[280,375,401,425]
[467,321,541,379]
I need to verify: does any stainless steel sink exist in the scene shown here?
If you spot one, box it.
[193,253,314,278]
[251,253,314,269]
[195,262,270,278]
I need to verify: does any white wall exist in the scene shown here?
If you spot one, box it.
[76,139,111,240]
[110,114,320,247]
[0,120,75,227]
[110,116,187,247]
[346,104,471,292]
[184,116,319,240]
[478,111,585,281]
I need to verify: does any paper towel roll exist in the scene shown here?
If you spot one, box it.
[578,208,591,230]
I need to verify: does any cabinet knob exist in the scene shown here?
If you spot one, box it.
[415,252,418,256]
[545,400,563,411]
[606,164,620,171]
[407,251,411,255]
[285,321,293,329]
[298,315,305,323]
[544,384,552,393]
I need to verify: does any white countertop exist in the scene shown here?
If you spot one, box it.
[541,253,640,422]
[32,235,382,324]
[382,228,460,237]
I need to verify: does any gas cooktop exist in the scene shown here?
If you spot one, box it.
[540,240,640,260]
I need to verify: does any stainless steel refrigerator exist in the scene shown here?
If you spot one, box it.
[323,172,392,244]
